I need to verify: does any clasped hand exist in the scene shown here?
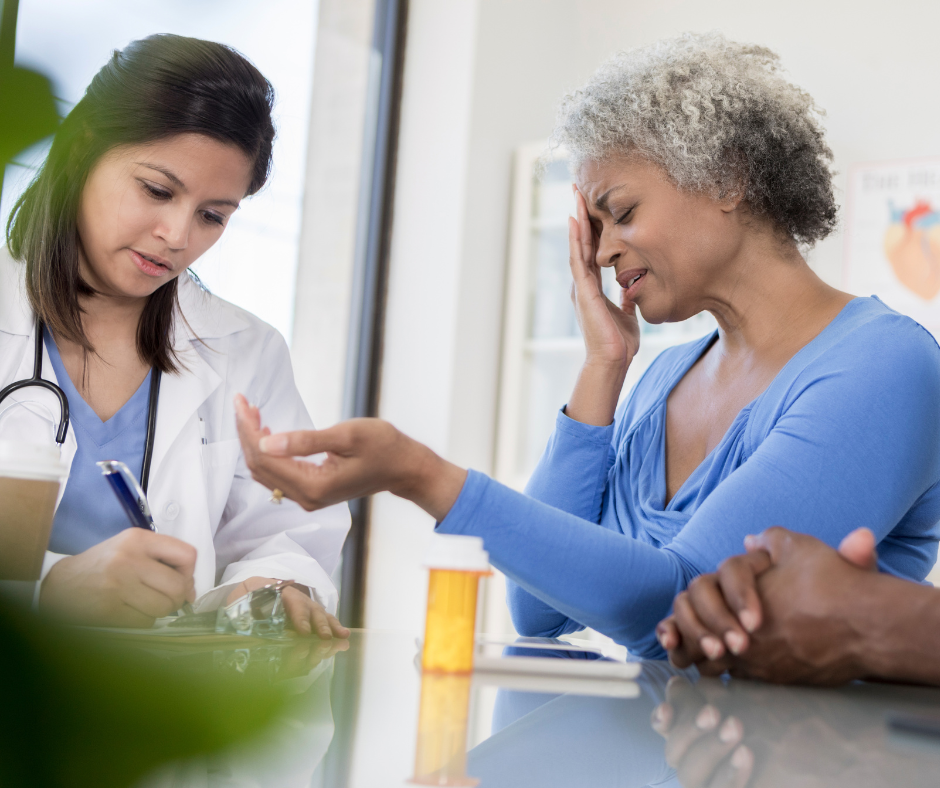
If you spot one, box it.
[656,526,878,685]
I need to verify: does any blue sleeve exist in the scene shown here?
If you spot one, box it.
[439,470,687,655]
[439,327,940,657]
[666,325,940,577]
[504,409,616,638]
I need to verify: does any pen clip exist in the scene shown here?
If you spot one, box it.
[97,460,156,531]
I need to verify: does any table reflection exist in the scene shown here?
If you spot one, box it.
[133,638,347,788]
[411,673,478,786]
[63,629,940,787]
[465,644,940,788]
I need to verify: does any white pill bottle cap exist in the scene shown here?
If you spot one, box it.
[424,533,490,572]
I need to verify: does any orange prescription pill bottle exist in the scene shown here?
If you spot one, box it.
[421,534,491,674]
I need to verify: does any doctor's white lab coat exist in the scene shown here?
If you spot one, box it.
[0,249,350,613]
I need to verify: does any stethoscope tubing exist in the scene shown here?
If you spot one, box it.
[0,320,70,445]
[0,319,160,491]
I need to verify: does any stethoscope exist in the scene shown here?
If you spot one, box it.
[0,319,162,493]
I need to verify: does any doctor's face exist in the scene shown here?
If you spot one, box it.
[76,133,253,300]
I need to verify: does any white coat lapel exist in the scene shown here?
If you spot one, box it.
[147,275,246,479]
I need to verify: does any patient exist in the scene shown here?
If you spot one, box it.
[234,32,940,657]
[658,526,940,686]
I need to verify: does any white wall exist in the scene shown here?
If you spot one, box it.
[364,0,940,633]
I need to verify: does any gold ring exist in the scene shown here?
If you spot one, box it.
[270,488,284,504]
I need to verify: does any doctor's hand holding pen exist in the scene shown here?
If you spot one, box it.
[40,529,197,628]
[40,529,349,638]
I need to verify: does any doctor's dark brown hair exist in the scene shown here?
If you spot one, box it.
[5,34,275,373]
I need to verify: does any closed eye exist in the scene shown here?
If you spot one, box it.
[614,204,637,225]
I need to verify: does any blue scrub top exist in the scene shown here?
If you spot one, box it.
[44,328,151,555]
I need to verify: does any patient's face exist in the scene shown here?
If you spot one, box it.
[577,155,745,325]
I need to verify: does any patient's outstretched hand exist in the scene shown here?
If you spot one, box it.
[234,394,467,520]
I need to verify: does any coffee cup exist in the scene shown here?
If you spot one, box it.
[0,440,69,601]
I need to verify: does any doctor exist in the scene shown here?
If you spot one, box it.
[0,34,350,638]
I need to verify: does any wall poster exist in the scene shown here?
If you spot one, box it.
[844,158,940,338]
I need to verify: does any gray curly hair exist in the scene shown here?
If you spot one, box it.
[550,32,837,245]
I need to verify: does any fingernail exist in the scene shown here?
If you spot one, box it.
[731,745,753,770]
[696,705,720,731]
[651,704,671,733]
[743,535,757,549]
[259,434,288,454]
[739,610,759,633]
[701,635,724,660]
[719,716,742,744]
[726,631,747,655]
[298,619,311,634]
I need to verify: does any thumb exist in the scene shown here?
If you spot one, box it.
[837,527,878,571]
[259,427,346,458]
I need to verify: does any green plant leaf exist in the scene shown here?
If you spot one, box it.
[0,64,60,167]
[0,599,288,787]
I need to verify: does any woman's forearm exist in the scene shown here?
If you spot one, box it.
[566,361,628,427]
[853,574,940,685]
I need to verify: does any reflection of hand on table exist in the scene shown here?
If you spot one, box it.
[40,528,196,628]
[279,635,349,679]
[652,675,940,788]
[652,677,753,788]
[226,576,349,640]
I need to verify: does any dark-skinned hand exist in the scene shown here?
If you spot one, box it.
[656,527,878,685]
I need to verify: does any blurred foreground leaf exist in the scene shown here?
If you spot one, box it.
[0,599,288,787]
[0,64,59,167]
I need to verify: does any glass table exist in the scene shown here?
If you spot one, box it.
[130,629,940,787]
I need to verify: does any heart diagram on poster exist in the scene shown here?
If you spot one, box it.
[845,160,940,340]
[884,200,940,300]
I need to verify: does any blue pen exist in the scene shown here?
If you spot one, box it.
[97,460,156,531]
[97,460,194,616]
